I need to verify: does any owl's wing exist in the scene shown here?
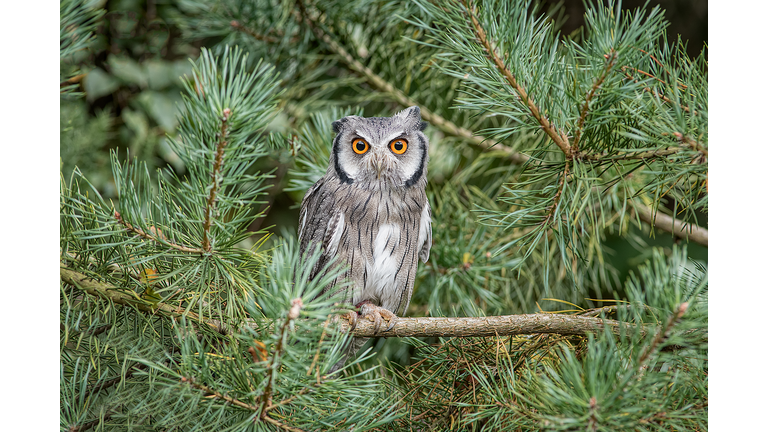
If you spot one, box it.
[297,178,325,245]
[298,177,346,282]
[418,201,432,263]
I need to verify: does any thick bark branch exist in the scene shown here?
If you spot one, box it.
[60,266,229,334]
[61,266,638,339]
[634,202,708,247]
[340,312,639,338]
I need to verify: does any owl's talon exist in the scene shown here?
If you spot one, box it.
[358,301,397,335]
[346,311,358,331]
[385,317,397,332]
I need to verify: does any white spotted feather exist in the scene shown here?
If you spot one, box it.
[358,224,401,308]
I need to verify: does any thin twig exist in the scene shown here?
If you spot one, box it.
[259,299,304,420]
[85,324,112,337]
[580,147,681,162]
[637,302,688,367]
[230,20,298,44]
[202,108,232,252]
[181,376,307,431]
[68,412,113,432]
[620,66,694,114]
[295,0,528,164]
[307,318,330,377]
[266,386,313,412]
[588,396,599,432]
[577,305,619,317]
[262,415,307,432]
[624,65,667,85]
[60,73,86,88]
[463,0,571,158]
[572,50,617,154]
[634,47,689,90]
[114,211,205,254]
[542,163,570,226]
[85,364,148,400]
[182,376,259,411]
[633,202,708,247]
[673,132,708,157]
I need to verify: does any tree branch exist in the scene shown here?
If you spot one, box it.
[295,0,528,164]
[61,266,639,339]
[202,107,232,252]
[673,132,708,157]
[259,298,303,420]
[230,20,298,44]
[182,376,259,411]
[620,65,695,114]
[85,364,148,401]
[637,302,687,367]
[572,50,617,154]
[179,375,308,432]
[262,415,307,432]
[60,266,229,334]
[339,312,642,338]
[580,147,681,162]
[542,162,569,226]
[60,73,86,88]
[114,211,205,254]
[463,0,571,158]
[633,202,708,247]
[68,412,113,432]
[181,377,307,432]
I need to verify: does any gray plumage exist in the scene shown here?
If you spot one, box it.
[298,106,432,371]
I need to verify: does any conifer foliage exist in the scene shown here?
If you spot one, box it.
[61,0,707,430]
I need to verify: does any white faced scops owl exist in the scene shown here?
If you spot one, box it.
[298,106,432,371]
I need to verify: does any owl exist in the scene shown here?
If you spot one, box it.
[298,106,432,370]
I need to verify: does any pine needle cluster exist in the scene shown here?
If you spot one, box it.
[61,1,707,430]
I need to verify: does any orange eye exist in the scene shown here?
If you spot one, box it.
[352,138,369,154]
[390,139,407,155]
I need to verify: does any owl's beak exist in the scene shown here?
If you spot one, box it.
[374,158,384,179]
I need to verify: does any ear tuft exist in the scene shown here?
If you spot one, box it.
[419,121,429,131]
[406,106,421,119]
[395,106,422,126]
[332,120,343,134]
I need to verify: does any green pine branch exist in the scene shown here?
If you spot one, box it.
[61,1,707,430]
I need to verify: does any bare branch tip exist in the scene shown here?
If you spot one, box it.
[288,298,304,320]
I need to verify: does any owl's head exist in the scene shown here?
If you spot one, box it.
[329,106,429,190]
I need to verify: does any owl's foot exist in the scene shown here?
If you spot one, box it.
[345,310,358,331]
[357,301,397,334]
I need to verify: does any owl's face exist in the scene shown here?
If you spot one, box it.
[329,106,429,190]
